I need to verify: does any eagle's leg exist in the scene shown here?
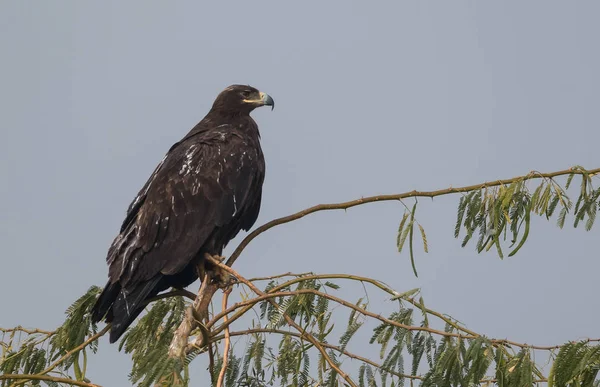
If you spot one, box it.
[203,253,236,288]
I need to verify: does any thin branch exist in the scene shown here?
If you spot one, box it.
[1,374,101,387]
[261,273,481,338]
[248,272,314,282]
[216,288,232,387]
[146,288,197,302]
[210,288,469,341]
[0,327,55,336]
[226,167,600,267]
[204,257,358,387]
[210,283,600,352]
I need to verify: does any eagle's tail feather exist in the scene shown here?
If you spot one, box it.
[91,280,120,323]
[91,276,164,343]
[108,275,163,343]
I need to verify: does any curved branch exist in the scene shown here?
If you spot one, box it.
[209,272,600,351]
[147,288,196,302]
[258,273,483,338]
[226,166,600,267]
[216,288,232,387]
[248,272,314,282]
[0,327,55,336]
[209,288,471,342]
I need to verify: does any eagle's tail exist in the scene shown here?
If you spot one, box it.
[91,275,163,343]
[91,280,120,323]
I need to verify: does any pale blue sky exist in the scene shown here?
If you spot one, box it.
[1,1,599,385]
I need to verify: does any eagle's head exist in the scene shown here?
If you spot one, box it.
[211,85,274,115]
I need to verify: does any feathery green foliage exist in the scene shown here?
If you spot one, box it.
[549,342,600,387]
[48,286,101,371]
[1,286,101,386]
[119,295,189,386]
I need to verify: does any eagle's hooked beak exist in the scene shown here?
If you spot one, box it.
[260,92,275,110]
[244,92,275,110]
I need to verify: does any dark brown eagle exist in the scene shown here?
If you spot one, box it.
[91,85,274,343]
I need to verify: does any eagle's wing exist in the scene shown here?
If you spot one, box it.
[107,130,263,287]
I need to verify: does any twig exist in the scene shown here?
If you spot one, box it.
[216,288,232,387]
[1,374,101,387]
[259,274,482,339]
[209,283,600,352]
[0,327,55,336]
[248,272,314,282]
[146,288,197,302]
[280,275,600,350]
[210,288,469,340]
[226,167,600,267]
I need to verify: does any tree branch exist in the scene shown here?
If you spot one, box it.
[146,288,197,302]
[0,327,55,336]
[254,273,482,339]
[247,272,313,282]
[160,166,600,381]
[210,288,472,341]
[215,288,232,387]
[209,278,600,352]
[226,166,600,267]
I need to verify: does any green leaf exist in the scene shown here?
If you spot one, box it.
[390,288,420,301]
[565,172,576,190]
[409,202,418,278]
[73,351,83,381]
[557,207,568,229]
[396,211,410,250]
[508,203,531,257]
[530,182,545,211]
[324,281,340,290]
[397,221,412,254]
[418,224,429,253]
[546,194,560,219]
[585,201,597,230]
[537,184,552,215]
[455,192,473,238]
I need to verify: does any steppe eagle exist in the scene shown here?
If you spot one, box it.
[91,85,274,343]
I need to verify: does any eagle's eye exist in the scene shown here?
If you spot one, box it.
[241,90,252,98]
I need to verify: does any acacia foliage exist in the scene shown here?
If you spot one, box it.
[1,166,599,387]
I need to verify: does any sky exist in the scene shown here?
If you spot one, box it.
[1,1,599,385]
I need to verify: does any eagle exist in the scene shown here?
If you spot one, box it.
[91,85,274,343]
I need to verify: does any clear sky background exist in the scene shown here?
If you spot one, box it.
[1,1,599,385]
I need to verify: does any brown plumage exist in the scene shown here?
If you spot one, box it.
[91,85,274,343]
